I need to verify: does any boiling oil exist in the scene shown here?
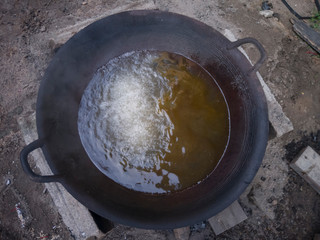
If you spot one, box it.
[78,51,229,193]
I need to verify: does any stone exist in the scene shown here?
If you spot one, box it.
[5,179,11,186]
[208,201,247,236]
[259,10,274,18]
[40,25,46,32]
[290,146,320,195]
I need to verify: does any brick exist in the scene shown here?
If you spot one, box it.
[291,146,320,195]
[208,200,247,236]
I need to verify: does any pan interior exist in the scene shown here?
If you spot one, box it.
[78,50,230,194]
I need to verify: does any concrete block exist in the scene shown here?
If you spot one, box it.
[18,113,101,240]
[173,226,190,240]
[290,146,320,195]
[208,200,247,236]
[224,29,294,138]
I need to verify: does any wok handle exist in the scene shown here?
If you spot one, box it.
[20,139,61,183]
[227,38,267,74]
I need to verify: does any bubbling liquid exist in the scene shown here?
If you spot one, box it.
[78,51,229,193]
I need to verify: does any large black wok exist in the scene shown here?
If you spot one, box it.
[20,10,268,229]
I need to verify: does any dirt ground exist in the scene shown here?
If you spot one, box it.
[1,0,320,239]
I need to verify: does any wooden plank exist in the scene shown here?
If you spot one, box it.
[208,200,247,236]
[292,19,320,54]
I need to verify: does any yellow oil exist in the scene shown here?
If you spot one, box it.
[150,52,229,191]
[78,51,229,193]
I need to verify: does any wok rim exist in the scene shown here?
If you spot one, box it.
[35,10,269,229]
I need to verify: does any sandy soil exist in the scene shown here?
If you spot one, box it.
[0,0,320,239]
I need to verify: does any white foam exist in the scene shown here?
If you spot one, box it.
[78,51,177,192]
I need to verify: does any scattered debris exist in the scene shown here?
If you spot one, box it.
[50,234,61,240]
[259,10,274,18]
[190,221,206,232]
[20,9,46,34]
[52,225,57,230]
[208,201,247,236]
[82,1,88,5]
[36,231,48,239]
[284,131,320,162]
[40,26,46,32]
[261,1,273,10]
[273,12,280,21]
[260,1,275,19]
[6,179,11,186]
[15,203,26,228]
[290,146,320,194]
[0,178,12,195]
